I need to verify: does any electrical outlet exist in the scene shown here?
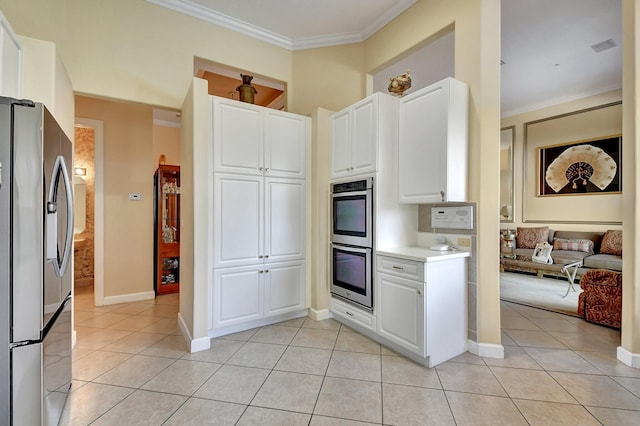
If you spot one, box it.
[458,237,471,247]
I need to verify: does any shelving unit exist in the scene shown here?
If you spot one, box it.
[153,165,180,295]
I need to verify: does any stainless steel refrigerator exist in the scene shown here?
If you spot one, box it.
[1,96,73,425]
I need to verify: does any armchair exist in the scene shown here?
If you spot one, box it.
[577,269,622,328]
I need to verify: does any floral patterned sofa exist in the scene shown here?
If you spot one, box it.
[500,227,622,280]
[577,269,622,328]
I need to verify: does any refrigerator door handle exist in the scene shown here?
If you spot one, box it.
[46,155,74,277]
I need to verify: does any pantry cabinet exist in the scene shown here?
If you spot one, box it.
[210,96,309,335]
[213,97,306,179]
[398,77,469,203]
[331,93,397,179]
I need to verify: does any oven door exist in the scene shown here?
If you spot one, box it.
[331,189,372,247]
[330,244,372,310]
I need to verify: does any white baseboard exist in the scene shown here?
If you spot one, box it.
[178,312,211,353]
[309,308,332,321]
[467,340,504,359]
[617,346,640,368]
[71,329,77,349]
[102,291,155,305]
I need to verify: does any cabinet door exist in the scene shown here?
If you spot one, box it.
[264,261,305,316]
[213,97,263,175]
[265,110,306,179]
[398,83,448,203]
[331,109,351,178]
[0,12,22,98]
[350,96,377,176]
[214,174,263,268]
[264,178,305,263]
[213,266,263,328]
[376,272,425,356]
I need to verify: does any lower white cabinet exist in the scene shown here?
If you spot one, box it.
[375,252,468,367]
[213,261,305,329]
[376,273,425,356]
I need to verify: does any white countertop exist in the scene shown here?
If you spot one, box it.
[376,246,471,263]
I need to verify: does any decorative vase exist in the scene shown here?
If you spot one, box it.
[236,74,258,104]
[388,71,412,97]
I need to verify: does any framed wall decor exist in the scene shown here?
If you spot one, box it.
[538,135,621,196]
[523,100,622,224]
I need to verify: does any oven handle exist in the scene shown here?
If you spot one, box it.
[331,189,371,198]
[331,243,371,255]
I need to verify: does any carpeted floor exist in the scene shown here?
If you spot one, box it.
[500,271,581,317]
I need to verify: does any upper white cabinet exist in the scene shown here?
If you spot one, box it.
[0,11,22,98]
[213,97,306,179]
[398,77,469,203]
[331,93,397,179]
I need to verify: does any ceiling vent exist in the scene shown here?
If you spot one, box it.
[591,39,617,53]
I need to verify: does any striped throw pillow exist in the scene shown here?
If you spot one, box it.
[552,238,594,254]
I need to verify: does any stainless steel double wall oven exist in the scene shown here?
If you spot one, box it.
[330,177,374,310]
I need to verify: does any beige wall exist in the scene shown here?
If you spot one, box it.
[75,95,154,298]
[0,0,293,110]
[291,44,366,115]
[153,124,181,168]
[501,89,623,232]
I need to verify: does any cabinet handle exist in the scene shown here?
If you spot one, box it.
[417,290,422,295]
[440,190,445,202]
[258,270,264,274]
[345,311,353,317]
[392,265,404,270]
[258,255,264,259]
[259,167,264,171]
[264,254,269,258]
[264,270,269,273]
[265,168,270,172]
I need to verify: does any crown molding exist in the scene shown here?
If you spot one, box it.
[147,0,294,49]
[147,0,417,50]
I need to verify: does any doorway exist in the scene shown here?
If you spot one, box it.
[74,118,105,306]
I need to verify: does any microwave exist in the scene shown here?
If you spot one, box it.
[331,177,373,248]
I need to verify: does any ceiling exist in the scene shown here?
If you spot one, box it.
[150,0,622,119]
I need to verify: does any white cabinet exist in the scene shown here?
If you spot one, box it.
[213,97,306,179]
[213,266,263,328]
[213,175,305,268]
[0,11,22,98]
[398,77,469,203]
[377,273,425,356]
[264,261,306,316]
[376,252,468,367]
[213,261,305,328]
[211,97,308,334]
[331,93,397,179]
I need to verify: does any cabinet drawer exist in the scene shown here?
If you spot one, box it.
[331,298,376,331]
[376,255,424,282]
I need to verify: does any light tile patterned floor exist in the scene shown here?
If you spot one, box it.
[61,287,640,425]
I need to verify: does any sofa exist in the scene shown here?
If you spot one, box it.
[577,269,622,328]
[500,227,622,280]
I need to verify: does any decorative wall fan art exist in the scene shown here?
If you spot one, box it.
[539,135,621,196]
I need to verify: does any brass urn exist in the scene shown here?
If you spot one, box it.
[236,74,258,104]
